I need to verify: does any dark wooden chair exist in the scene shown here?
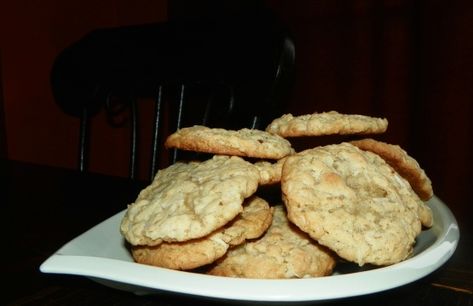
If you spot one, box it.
[50,7,295,180]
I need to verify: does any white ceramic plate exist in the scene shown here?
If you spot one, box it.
[40,196,459,302]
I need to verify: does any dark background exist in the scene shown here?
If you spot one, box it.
[1,0,472,222]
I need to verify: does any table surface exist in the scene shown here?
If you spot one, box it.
[2,159,472,306]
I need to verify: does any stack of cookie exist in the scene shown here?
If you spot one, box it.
[120,111,434,279]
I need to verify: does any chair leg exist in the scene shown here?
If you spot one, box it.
[250,115,260,129]
[171,84,185,164]
[150,85,163,180]
[78,108,90,172]
[129,96,138,180]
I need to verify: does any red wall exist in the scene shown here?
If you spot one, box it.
[0,0,167,175]
[268,0,473,220]
[1,0,472,220]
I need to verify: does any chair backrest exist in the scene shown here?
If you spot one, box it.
[51,8,295,181]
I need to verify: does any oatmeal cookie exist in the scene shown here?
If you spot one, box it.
[208,205,336,279]
[165,125,294,159]
[253,157,288,185]
[281,143,425,266]
[265,111,388,137]
[120,155,260,246]
[131,196,273,270]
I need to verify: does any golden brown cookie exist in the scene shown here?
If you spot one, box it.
[131,196,273,270]
[265,111,388,137]
[350,138,433,201]
[207,205,336,279]
[120,155,260,246]
[253,157,287,185]
[164,125,295,160]
[281,143,425,266]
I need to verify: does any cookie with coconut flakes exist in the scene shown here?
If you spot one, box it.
[281,143,425,266]
[120,155,260,246]
[165,125,295,160]
[265,111,388,137]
